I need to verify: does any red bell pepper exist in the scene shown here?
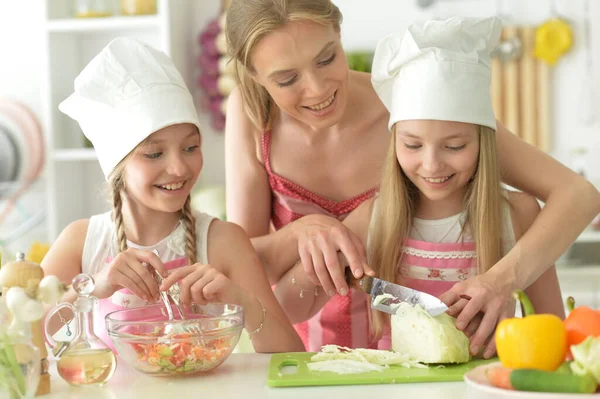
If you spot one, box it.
[564,297,600,350]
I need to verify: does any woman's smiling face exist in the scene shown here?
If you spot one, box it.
[250,20,349,130]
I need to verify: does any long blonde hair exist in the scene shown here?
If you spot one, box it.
[225,0,343,130]
[367,125,503,341]
[108,147,198,265]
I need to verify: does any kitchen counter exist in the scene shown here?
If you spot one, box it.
[42,353,469,399]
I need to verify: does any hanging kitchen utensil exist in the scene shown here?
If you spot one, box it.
[520,26,538,147]
[537,56,552,152]
[533,0,573,66]
[490,0,518,123]
[491,0,522,62]
[500,26,521,137]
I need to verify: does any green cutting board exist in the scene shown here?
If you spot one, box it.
[268,352,498,387]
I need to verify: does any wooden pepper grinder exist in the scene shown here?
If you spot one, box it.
[0,252,51,396]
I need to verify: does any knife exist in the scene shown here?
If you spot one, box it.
[354,274,449,317]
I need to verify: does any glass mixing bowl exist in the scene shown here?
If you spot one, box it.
[105,303,244,377]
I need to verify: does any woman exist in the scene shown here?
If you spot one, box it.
[224,0,600,351]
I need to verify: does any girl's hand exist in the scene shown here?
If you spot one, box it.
[159,263,244,306]
[439,273,515,359]
[93,248,166,301]
[294,214,374,297]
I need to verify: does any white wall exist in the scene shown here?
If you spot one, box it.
[0,2,44,115]
[1,0,599,253]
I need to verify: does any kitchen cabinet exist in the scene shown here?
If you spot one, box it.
[557,239,600,311]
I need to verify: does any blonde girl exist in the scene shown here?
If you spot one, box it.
[340,17,565,358]
[41,37,303,353]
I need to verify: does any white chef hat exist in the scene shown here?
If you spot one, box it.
[371,17,502,132]
[59,37,202,180]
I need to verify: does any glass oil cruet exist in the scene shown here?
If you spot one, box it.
[44,273,116,387]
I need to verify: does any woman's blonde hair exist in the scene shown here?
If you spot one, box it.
[366,125,503,341]
[226,0,343,130]
[108,144,198,265]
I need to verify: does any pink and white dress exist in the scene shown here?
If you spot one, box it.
[262,130,380,351]
[81,211,215,350]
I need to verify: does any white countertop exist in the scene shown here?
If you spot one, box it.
[41,353,469,399]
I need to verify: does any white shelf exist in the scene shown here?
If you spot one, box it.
[47,16,161,33]
[577,230,600,243]
[53,148,97,161]
[41,0,197,241]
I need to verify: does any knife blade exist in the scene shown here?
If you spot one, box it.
[357,275,449,317]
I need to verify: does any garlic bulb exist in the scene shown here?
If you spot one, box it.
[5,287,44,322]
[217,75,236,97]
[218,12,227,30]
[0,298,8,324]
[215,32,228,55]
[38,275,66,304]
[218,56,235,76]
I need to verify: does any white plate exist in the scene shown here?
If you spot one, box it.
[464,362,600,399]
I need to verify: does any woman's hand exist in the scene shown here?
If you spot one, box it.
[439,273,516,359]
[159,263,245,306]
[294,214,374,297]
[93,248,166,301]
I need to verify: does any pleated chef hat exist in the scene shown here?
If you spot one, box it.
[371,17,502,132]
[59,37,202,180]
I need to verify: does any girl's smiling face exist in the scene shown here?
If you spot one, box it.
[250,20,349,130]
[123,123,203,214]
[395,120,480,213]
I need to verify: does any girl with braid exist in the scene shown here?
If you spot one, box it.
[41,38,303,353]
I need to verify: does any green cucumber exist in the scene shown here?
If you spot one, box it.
[510,369,597,394]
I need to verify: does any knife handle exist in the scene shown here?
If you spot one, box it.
[344,267,359,288]
[344,267,374,293]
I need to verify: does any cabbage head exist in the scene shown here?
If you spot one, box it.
[570,336,600,383]
[391,302,470,364]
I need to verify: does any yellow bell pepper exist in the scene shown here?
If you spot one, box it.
[495,289,567,371]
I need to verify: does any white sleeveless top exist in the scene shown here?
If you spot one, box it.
[409,198,516,256]
[369,190,517,256]
[81,210,215,275]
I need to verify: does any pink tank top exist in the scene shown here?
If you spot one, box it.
[262,131,379,351]
[263,131,377,230]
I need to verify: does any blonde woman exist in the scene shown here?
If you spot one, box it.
[41,38,303,353]
[224,0,599,352]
